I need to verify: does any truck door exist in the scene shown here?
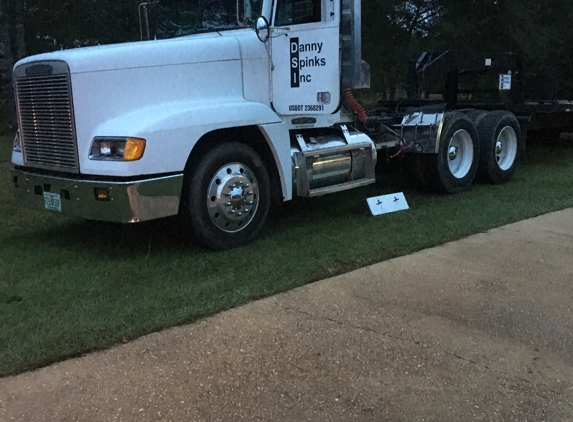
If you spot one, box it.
[270,0,340,115]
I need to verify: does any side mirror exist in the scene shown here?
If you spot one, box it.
[255,16,270,42]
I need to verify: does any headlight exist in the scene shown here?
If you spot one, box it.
[13,130,22,152]
[89,137,146,161]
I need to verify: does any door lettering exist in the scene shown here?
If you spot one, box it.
[290,37,326,88]
[290,38,300,88]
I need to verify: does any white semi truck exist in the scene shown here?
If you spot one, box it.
[10,0,524,249]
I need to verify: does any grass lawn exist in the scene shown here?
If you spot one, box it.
[1,134,573,376]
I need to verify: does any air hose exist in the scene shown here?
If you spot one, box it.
[343,88,368,123]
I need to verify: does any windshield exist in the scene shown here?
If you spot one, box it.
[156,0,262,39]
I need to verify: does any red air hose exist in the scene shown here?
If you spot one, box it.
[343,88,368,123]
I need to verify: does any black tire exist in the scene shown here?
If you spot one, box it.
[402,154,434,192]
[476,110,523,184]
[432,113,480,194]
[464,109,489,127]
[182,142,271,250]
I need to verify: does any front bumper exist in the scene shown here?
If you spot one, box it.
[10,168,184,223]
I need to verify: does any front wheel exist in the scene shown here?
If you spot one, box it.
[182,142,271,250]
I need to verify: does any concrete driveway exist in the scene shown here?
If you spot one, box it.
[1,209,572,421]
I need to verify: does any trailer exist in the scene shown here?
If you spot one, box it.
[9,0,553,249]
[379,50,573,140]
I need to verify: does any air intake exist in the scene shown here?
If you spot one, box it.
[14,61,79,173]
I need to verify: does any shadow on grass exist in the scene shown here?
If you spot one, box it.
[9,163,421,257]
[11,216,200,255]
[5,143,563,263]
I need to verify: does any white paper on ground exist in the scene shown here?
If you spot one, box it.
[367,192,409,216]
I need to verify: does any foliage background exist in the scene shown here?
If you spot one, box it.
[1,0,573,132]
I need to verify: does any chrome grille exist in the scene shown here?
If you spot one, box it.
[15,61,78,172]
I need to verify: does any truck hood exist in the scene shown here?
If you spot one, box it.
[15,32,242,74]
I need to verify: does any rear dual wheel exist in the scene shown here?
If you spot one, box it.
[476,110,523,184]
[404,113,480,194]
[406,111,523,192]
[429,113,481,194]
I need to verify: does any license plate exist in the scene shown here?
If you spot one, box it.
[43,192,62,212]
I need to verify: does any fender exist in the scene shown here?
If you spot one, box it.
[80,99,286,178]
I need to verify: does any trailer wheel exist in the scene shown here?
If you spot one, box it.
[182,142,270,250]
[434,113,480,193]
[476,111,523,184]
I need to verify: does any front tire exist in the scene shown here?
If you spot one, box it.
[183,142,271,250]
[476,111,523,184]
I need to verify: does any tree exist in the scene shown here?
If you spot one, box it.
[0,0,25,131]
[361,0,446,98]
[1,0,573,127]
[24,0,140,55]
[12,0,24,57]
[430,0,573,98]
[0,0,140,132]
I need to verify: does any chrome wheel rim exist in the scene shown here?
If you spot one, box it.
[447,129,474,179]
[207,163,259,233]
[496,126,518,171]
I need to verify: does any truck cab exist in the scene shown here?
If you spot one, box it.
[10,0,379,249]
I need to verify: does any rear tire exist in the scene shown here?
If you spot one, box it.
[182,142,271,250]
[476,110,523,184]
[402,154,434,192]
[433,113,480,194]
[463,109,488,127]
